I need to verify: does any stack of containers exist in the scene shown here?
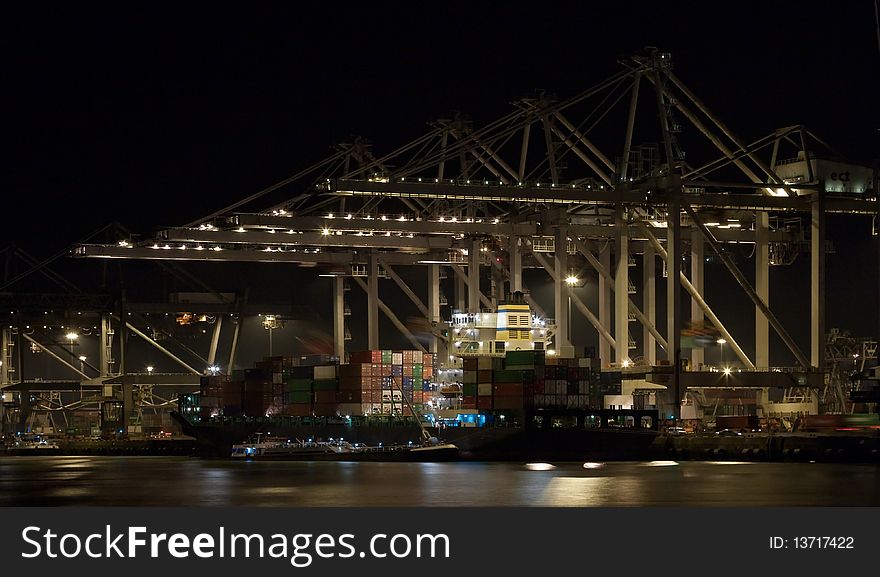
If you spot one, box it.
[280,362,341,416]
[283,365,313,416]
[461,357,478,409]
[504,350,544,411]
[338,360,373,415]
[198,374,228,418]
[491,368,533,410]
[341,350,434,415]
[312,363,339,415]
[242,367,275,416]
[594,367,622,406]
[476,356,494,410]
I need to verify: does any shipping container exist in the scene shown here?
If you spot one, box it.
[245,368,272,381]
[283,404,312,417]
[313,390,337,404]
[287,391,312,404]
[494,383,524,397]
[286,378,312,392]
[312,379,337,391]
[505,350,545,366]
[312,403,337,417]
[493,396,525,410]
[337,403,363,416]
[313,365,338,380]
[599,370,623,385]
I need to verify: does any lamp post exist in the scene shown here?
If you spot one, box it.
[565,275,578,347]
[262,315,281,357]
[78,355,87,372]
[716,338,727,367]
[65,331,78,356]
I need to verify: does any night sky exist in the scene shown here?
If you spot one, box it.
[2,2,878,369]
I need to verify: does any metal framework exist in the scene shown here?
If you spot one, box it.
[64,49,878,420]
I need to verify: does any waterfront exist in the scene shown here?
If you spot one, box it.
[1,457,878,506]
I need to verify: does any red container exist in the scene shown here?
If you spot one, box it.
[493,396,525,410]
[493,383,524,397]
[478,395,494,409]
[461,400,477,409]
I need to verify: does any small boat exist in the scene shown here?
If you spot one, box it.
[231,433,458,461]
[1,434,61,455]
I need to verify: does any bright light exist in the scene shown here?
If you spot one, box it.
[525,463,556,471]
[321,227,331,236]
[78,355,87,362]
[65,332,78,342]
[146,366,154,373]
[583,462,605,469]
[546,349,556,356]
[646,461,679,467]
[716,338,727,345]
[565,275,579,285]
[621,359,632,368]
[723,367,732,376]
[207,365,220,375]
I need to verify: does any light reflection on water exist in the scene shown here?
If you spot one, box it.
[0,457,877,506]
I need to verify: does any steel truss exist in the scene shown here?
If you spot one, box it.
[71,49,877,420]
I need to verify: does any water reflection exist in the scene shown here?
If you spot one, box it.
[0,457,877,506]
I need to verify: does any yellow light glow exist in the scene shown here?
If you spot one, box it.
[525,463,556,471]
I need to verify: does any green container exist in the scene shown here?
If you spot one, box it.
[288,391,312,404]
[312,378,338,391]
[504,350,532,365]
[286,378,313,392]
[462,383,478,397]
[381,350,392,363]
[493,369,531,384]
[504,364,535,372]
[413,365,423,377]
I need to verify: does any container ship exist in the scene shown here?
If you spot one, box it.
[173,347,660,461]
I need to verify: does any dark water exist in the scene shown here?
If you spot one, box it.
[1,457,878,506]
